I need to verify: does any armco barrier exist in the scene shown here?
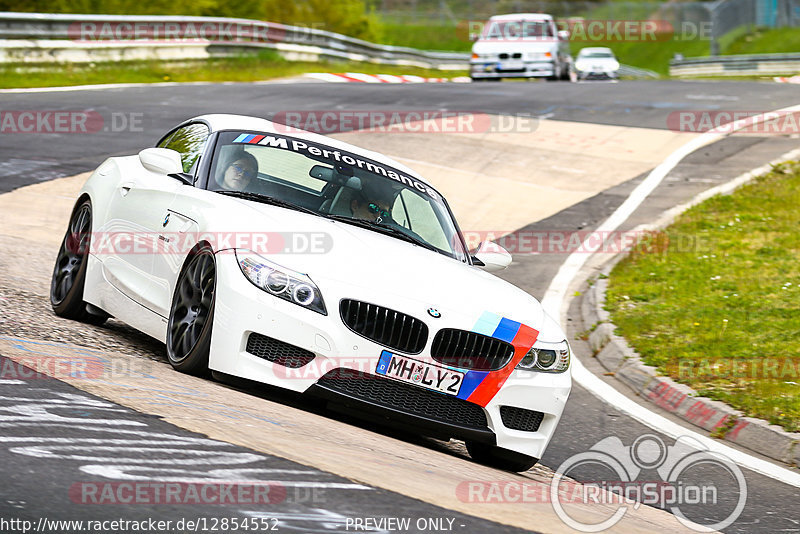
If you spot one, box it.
[671,52,800,76]
[0,12,469,70]
[0,11,656,78]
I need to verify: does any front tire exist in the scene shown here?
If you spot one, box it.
[466,441,539,472]
[50,199,109,325]
[167,246,216,375]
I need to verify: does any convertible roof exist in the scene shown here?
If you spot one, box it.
[190,113,433,189]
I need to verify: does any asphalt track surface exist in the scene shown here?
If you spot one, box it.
[1,80,800,532]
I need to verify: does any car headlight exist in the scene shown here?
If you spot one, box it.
[516,339,570,373]
[236,250,327,315]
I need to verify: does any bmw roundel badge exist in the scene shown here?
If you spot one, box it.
[163,213,170,227]
[427,308,441,318]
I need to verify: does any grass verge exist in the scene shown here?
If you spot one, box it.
[0,51,467,89]
[606,161,800,432]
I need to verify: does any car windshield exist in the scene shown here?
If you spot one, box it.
[580,51,615,59]
[481,20,554,39]
[208,131,468,262]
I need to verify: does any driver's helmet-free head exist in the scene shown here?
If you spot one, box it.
[216,146,258,190]
[353,179,397,219]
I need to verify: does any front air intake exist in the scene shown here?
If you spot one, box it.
[500,406,544,432]
[246,333,315,368]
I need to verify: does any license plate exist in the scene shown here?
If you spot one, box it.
[376,351,464,396]
[498,61,524,70]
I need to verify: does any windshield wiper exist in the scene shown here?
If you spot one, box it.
[216,190,321,217]
[325,215,440,252]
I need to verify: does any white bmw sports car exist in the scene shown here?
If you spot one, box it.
[51,114,572,471]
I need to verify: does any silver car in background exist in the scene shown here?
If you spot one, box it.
[470,13,573,81]
[574,47,620,80]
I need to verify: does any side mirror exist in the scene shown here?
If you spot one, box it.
[472,241,512,272]
[168,172,195,186]
[139,148,182,175]
[558,30,570,40]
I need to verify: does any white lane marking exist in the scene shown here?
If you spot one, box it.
[542,102,800,316]
[0,78,314,93]
[541,103,800,488]
[0,379,24,385]
[0,81,218,93]
[572,361,800,488]
[685,94,740,101]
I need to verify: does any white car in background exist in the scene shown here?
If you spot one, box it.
[470,13,573,81]
[50,114,572,472]
[575,47,620,80]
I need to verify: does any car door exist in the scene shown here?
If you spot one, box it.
[148,123,211,317]
[102,122,209,316]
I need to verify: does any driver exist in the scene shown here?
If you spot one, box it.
[217,150,258,191]
[350,185,395,222]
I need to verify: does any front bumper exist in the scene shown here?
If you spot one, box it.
[470,60,556,79]
[208,251,571,459]
[577,69,618,80]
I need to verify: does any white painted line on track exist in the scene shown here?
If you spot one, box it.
[571,361,800,488]
[0,77,316,93]
[541,103,800,488]
[0,81,217,93]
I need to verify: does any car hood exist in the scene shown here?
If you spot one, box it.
[206,197,547,331]
[472,39,559,54]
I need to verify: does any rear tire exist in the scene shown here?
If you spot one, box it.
[50,199,109,325]
[466,441,538,472]
[166,246,216,375]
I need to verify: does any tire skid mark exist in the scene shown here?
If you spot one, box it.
[0,354,372,493]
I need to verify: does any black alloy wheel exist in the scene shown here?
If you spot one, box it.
[50,199,108,325]
[166,247,216,374]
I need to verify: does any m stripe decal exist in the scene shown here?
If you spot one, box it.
[462,313,539,407]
